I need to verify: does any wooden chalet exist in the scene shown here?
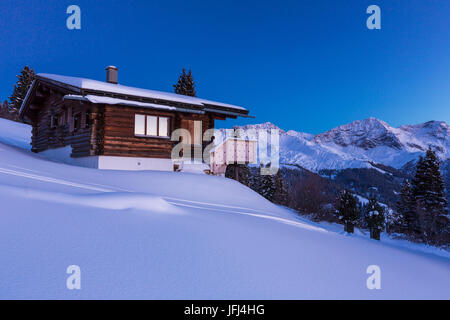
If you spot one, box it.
[19,66,251,171]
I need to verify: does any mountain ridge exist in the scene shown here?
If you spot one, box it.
[228,118,449,172]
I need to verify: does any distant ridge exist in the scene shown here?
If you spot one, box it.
[230,118,449,171]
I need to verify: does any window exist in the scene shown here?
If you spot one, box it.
[134,114,170,137]
[146,116,157,136]
[50,115,57,129]
[51,112,66,129]
[73,113,81,131]
[134,114,145,135]
[58,112,65,126]
[159,117,168,137]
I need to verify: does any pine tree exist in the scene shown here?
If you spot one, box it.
[412,148,448,244]
[173,68,196,97]
[385,207,403,235]
[9,66,35,116]
[225,164,251,187]
[396,179,419,237]
[273,169,288,206]
[364,197,385,240]
[0,100,7,118]
[254,163,276,202]
[336,189,360,233]
[260,174,276,202]
[0,100,14,120]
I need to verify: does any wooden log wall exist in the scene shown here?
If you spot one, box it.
[29,86,221,162]
[31,93,94,158]
[102,105,215,159]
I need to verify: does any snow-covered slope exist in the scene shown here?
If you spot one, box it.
[0,118,449,299]
[232,118,449,171]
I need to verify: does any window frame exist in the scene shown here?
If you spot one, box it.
[50,115,57,129]
[57,112,66,127]
[134,113,171,139]
[158,116,169,137]
[146,115,158,136]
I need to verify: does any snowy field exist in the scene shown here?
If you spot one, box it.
[0,118,448,299]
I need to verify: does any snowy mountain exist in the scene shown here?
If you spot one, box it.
[231,118,450,172]
[0,117,449,299]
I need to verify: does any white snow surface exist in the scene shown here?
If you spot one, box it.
[232,118,450,171]
[37,73,246,111]
[0,118,448,299]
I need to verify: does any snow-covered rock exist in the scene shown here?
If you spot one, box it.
[315,118,403,150]
[231,118,449,171]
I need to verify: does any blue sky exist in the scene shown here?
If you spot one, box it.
[0,0,448,133]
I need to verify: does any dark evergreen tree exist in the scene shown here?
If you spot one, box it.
[260,175,276,202]
[412,148,448,244]
[173,68,197,97]
[336,189,360,233]
[254,163,276,202]
[364,197,385,240]
[273,169,288,206]
[396,179,419,237]
[0,100,7,118]
[0,100,15,120]
[384,207,403,235]
[9,66,35,116]
[225,164,251,187]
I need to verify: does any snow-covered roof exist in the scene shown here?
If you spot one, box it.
[63,95,204,114]
[37,73,247,111]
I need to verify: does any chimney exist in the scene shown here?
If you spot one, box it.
[106,66,118,84]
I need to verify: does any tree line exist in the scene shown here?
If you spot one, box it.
[396,148,448,245]
[0,66,35,121]
[227,148,449,246]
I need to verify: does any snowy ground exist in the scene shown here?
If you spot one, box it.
[0,118,448,299]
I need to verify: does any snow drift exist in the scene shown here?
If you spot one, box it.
[0,118,448,299]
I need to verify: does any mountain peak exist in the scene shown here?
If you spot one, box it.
[314,117,401,150]
[362,117,390,126]
[402,120,449,131]
[224,117,449,172]
[233,122,284,132]
[399,120,449,145]
[343,117,391,130]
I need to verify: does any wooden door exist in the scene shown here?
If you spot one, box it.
[180,119,202,162]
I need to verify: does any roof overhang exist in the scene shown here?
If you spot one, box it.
[19,74,251,120]
[63,95,206,115]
